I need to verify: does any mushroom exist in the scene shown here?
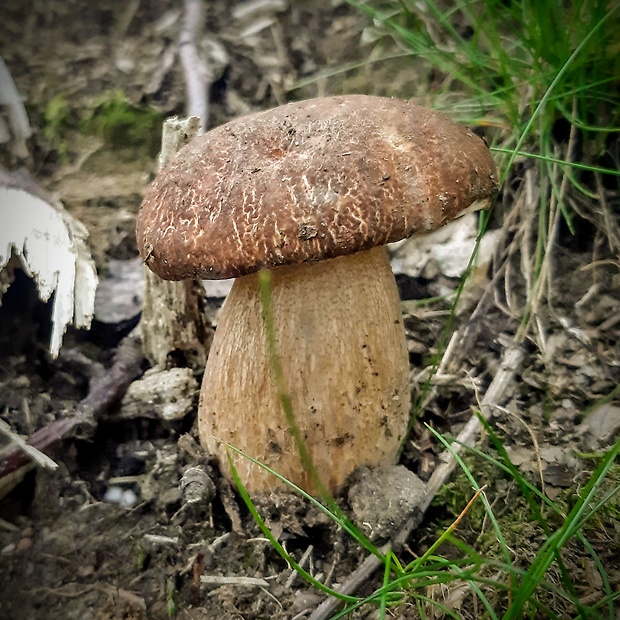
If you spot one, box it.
[136,95,498,495]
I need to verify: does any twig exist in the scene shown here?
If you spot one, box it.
[75,329,144,421]
[0,417,58,470]
[179,0,210,132]
[309,344,524,620]
[286,544,314,588]
[0,330,144,478]
[201,575,270,587]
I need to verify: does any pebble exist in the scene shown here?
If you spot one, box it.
[15,537,32,552]
[103,485,139,508]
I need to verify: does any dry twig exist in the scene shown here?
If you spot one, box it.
[179,0,209,131]
[0,417,58,470]
[0,330,144,479]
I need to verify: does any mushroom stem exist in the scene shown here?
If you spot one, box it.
[198,246,410,495]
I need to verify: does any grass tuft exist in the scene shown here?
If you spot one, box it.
[341,1,620,339]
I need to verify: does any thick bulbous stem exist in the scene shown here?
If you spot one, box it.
[198,246,410,495]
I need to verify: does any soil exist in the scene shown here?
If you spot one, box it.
[0,1,619,619]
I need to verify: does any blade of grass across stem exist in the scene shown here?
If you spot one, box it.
[255,269,389,563]
[257,269,328,500]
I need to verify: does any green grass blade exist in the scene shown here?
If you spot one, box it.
[504,438,620,619]
[225,447,360,603]
[225,443,386,562]
[426,424,515,573]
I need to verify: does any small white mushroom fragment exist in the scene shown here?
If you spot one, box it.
[0,183,98,357]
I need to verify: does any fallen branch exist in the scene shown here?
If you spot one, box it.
[179,0,210,133]
[0,330,144,479]
[309,344,524,620]
[0,418,58,470]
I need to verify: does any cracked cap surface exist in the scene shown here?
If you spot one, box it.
[136,95,499,280]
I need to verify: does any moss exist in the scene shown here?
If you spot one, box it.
[42,95,72,141]
[433,454,495,530]
[34,89,162,159]
[81,90,162,153]
[36,95,73,160]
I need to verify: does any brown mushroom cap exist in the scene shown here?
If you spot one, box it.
[136,95,498,280]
